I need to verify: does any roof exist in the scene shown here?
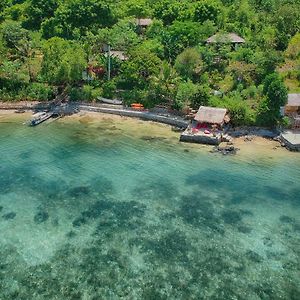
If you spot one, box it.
[105,51,128,61]
[136,18,153,26]
[207,33,245,44]
[194,106,228,124]
[287,94,300,107]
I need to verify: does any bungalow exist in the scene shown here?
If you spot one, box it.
[136,18,153,27]
[104,50,128,61]
[284,94,300,115]
[207,33,245,50]
[180,106,230,145]
[282,94,300,129]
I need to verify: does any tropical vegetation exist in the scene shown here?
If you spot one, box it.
[1,0,299,126]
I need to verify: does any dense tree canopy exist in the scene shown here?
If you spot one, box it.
[0,0,299,126]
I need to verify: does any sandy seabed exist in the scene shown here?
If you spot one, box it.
[0,110,300,299]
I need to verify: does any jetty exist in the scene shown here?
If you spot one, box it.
[281,130,300,151]
[29,112,54,126]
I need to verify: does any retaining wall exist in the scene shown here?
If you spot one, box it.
[78,105,189,128]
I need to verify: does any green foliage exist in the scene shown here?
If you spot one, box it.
[153,1,191,25]
[23,0,58,30]
[285,33,300,59]
[26,82,54,101]
[41,0,116,39]
[149,62,180,106]
[257,73,288,126]
[190,84,211,109]
[163,21,214,60]
[175,48,202,79]
[102,80,116,98]
[0,0,299,126]
[209,94,253,126]
[175,80,198,110]
[41,38,86,85]
[1,20,29,51]
[194,1,220,24]
[68,85,96,102]
[119,48,161,89]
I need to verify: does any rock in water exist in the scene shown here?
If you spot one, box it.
[2,212,16,220]
[34,211,49,224]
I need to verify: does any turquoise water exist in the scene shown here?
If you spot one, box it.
[0,114,300,299]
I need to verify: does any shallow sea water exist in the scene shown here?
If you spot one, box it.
[0,113,300,299]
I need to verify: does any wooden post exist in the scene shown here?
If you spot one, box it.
[108,44,111,81]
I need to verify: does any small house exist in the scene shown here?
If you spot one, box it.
[104,50,128,61]
[136,18,153,27]
[283,94,300,129]
[180,106,230,145]
[284,94,300,115]
[207,33,245,50]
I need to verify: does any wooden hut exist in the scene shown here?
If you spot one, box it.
[136,18,153,27]
[180,106,230,145]
[104,50,128,61]
[283,94,300,129]
[207,33,245,50]
[284,94,300,115]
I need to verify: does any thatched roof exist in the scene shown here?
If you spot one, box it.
[287,94,300,107]
[194,106,228,124]
[105,51,128,61]
[136,18,153,26]
[207,33,245,44]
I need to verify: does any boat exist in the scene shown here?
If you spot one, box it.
[97,97,123,105]
[29,112,53,126]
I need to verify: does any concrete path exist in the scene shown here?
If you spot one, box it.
[281,130,300,151]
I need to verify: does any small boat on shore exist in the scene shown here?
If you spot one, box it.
[97,97,123,105]
[29,112,53,126]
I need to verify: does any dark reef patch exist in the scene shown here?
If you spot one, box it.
[237,225,252,234]
[73,199,146,230]
[221,210,242,225]
[245,250,263,263]
[34,211,49,224]
[68,186,90,198]
[178,194,223,233]
[132,178,178,203]
[139,230,191,263]
[90,176,114,195]
[0,206,3,212]
[2,212,16,220]
[66,231,76,238]
[279,215,295,224]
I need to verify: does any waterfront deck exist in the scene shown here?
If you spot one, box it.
[281,130,300,151]
[180,130,223,145]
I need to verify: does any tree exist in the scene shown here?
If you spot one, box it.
[149,62,180,106]
[174,48,202,80]
[119,48,161,88]
[285,33,300,59]
[41,0,116,39]
[41,38,86,85]
[257,73,288,126]
[194,1,220,24]
[163,21,207,61]
[24,0,58,30]
[191,84,210,109]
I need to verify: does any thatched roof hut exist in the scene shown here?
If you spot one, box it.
[136,18,153,27]
[105,50,128,61]
[285,94,300,115]
[194,106,228,125]
[287,94,300,107]
[207,33,245,44]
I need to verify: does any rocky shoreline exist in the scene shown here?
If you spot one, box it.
[1,102,298,153]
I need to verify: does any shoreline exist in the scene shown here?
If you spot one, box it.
[0,108,297,157]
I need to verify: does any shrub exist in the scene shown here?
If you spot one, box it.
[26,83,54,101]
